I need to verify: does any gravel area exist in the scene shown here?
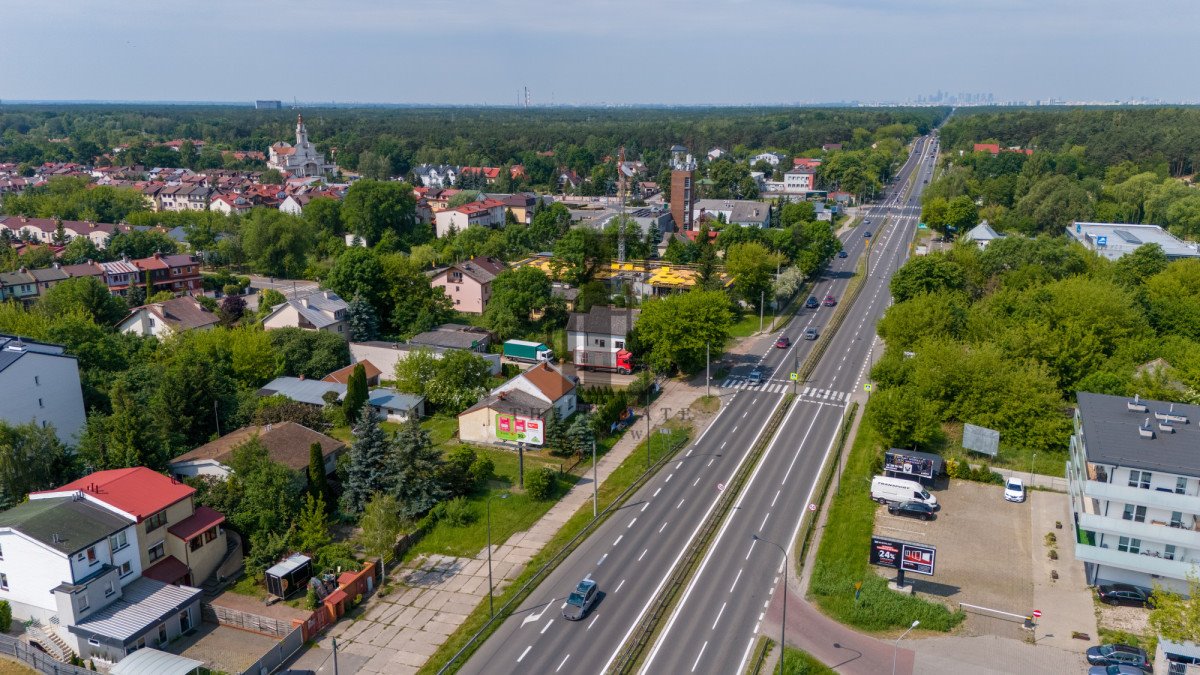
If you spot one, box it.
[1096,602,1152,635]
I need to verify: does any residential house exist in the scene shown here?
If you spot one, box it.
[498,192,538,224]
[322,360,382,386]
[257,376,345,407]
[408,323,492,352]
[131,253,202,294]
[429,257,506,314]
[208,194,253,216]
[821,143,842,152]
[1067,392,1200,595]
[158,185,210,212]
[367,389,425,422]
[100,260,141,297]
[963,221,1005,250]
[566,305,639,358]
[0,216,130,249]
[412,164,459,189]
[783,167,816,194]
[167,422,345,481]
[0,334,86,444]
[792,157,822,170]
[349,341,501,378]
[261,290,349,338]
[693,199,772,228]
[28,265,69,295]
[707,148,727,161]
[118,297,219,339]
[749,152,786,167]
[433,199,506,238]
[0,269,37,306]
[0,495,203,664]
[1067,222,1200,261]
[458,362,576,445]
[32,468,229,589]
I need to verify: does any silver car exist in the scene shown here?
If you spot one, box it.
[563,579,598,621]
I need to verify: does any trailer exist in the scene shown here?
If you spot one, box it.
[574,348,633,374]
[503,340,553,364]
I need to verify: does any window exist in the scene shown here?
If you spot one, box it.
[148,318,155,328]
[109,531,127,552]
[119,561,132,577]
[1122,504,1146,523]
[86,546,97,564]
[79,593,89,612]
[158,624,167,645]
[145,511,167,532]
[1117,536,1141,554]
[0,543,4,560]
[615,341,625,349]
[1128,470,1151,489]
[597,339,606,348]
[0,573,8,591]
[204,527,218,543]
[1177,477,1188,495]
[190,538,203,552]
[1171,511,1184,528]
[33,376,38,386]
[38,398,43,408]
[148,542,165,562]
[1165,544,1177,561]
[104,580,115,598]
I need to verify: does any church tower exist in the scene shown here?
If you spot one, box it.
[296,114,309,147]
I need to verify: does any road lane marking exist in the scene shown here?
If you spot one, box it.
[521,604,550,626]
[676,461,683,469]
[677,499,685,509]
[598,553,608,566]
[771,490,781,507]
[541,619,554,634]
[654,487,662,497]
[628,518,637,529]
[708,458,715,467]
[517,645,532,662]
[732,425,738,433]
[556,654,570,672]
[587,615,599,631]
[659,521,668,533]
[759,512,770,530]
[614,535,623,546]
[639,548,648,561]
[693,476,702,487]
[712,601,727,630]
[686,448,694,457]
[746,539,756,560]
[736,637,758,675]
[691,641,709,672]
[641,502,650,512]
[616,578,626,593]
[666,474,673,483]
[730,568,743,593]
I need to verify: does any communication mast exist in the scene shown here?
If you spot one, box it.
[617,146,630,262]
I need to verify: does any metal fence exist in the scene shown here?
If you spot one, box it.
[238,624,304,675]
[0,633,91,675]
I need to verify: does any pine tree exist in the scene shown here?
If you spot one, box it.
[294,492,331,554]
[346,295,380,342]
[341,408,394,514]
[307,442,332,509]
[389,418,446,519]
[343,364,369,425]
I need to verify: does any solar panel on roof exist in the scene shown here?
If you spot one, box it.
[1113,229,1142,245]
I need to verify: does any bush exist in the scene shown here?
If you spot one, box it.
[526,467,557,501]
[469,455,495,486]
[0,600,11,632]
[315,543,358,574]
[431,496,476,527]
[306,587,320,610]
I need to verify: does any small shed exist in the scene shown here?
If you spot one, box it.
[266,554,313,599]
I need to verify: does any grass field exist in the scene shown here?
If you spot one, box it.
[730,310,779,338]
[781,646,836,675]
[807,416,964,632]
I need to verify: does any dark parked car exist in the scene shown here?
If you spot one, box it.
[1088,665,1149,675]
[775,336,790,349]
[864,230,873,238]
[1097,583,1154,608]
[887,501,936,521]
[1085,644,1151,670]
[838,250,848,258]
[563,579,599,620]
[823,295,837,307]
[805,296,820,309]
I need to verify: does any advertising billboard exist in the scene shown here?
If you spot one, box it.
[884,450,935,479]
[495,413,544,446]
[870,536,936,576]
[963,423,1000,457]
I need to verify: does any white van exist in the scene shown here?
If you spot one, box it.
[871,475,938,508]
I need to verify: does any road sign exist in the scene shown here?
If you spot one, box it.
[864,383,873,392]
[1032,609,1042,618]
[789,372,799,381]
[808,503,817,512]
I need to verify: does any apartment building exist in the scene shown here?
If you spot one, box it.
[1068,392,1200,595]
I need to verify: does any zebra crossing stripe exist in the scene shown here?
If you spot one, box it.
[822,390,831,399]
[803,387,812,396]
[721,379,733,388]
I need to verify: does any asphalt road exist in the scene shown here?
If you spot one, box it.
[454,136,936,675]
[640,137,937,675]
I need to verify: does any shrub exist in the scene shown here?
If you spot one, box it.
[0,600,11,632]
[432,497,476,527]
[315,543,358,574]
[469,455,495,486]
[306,587,319,610]
[526,467,557,501]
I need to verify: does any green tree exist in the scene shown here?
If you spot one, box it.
[1144,259,1200,340]
[865,386,944,449]
[254,395,325,430]
[59,236,106,265]
[484,266,552,338]
[1150,572,1200,643]
[379,254,454,337]
[38,276,127,326]
[345,295,380,342]
[257,288,287,318]
[227,437,302,543]
[635,289,734,374]
[293,492,332,554]
[239,209,314,278]
[307,441,332,505]
[576,281,609,314]
[525,467,557,500]
[303,197,344,239]
[447,190,482,208]
[394,348,439,399]
[358,492,403,579]
[325,247,386,310]
[889,254,966,303]
[552,228,606,284]
[725,241,784,312]
[341,409,394,514]
[943,195,979,232]
[341,180,423,248]
[357,151,393,181]
[0,421,73,509]
[343,364,369,425]
[424,349,492,413]
[389,418,445,519]
[1112,243,1169,288]
[268,327,350,379]
[106,230,178,259]
[261,169,285,185]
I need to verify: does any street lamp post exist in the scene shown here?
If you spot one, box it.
[753,534,788,675]
[893,620,919,675]
[592,440,598,518]
[486,493,510,618]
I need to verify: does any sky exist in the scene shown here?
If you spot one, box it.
[2,0,1197,105]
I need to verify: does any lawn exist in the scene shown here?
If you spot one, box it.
[807,414,964,632]
[937,422,1066,477]
[781,646,836,675]
[730,311,779,338]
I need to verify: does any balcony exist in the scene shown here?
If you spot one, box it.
[1079,512,1200,549]
[1076,478,1200,513]
[1075,542,1200,580]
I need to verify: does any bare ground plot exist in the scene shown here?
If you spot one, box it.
[873,480,1034,640]
[167,622,282,674]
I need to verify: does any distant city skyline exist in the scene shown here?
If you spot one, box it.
[2,1,1197,106]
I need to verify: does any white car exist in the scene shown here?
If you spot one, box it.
[1004,477,1026,503]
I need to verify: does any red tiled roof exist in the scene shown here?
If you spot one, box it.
[974,143,1001,155]
[142,555,190,585]
[167,506,225,542]
[36,467,194,520]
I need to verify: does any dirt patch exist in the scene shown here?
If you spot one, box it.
[690,395,720,415]
[1096,602,1152,635]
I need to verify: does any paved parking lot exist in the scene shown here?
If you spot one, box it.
[169,622,282,673]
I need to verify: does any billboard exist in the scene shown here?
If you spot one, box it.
[495,413,544,446]
[963,423,1000,457]
[884,450,935,479]
[870,536,937,576]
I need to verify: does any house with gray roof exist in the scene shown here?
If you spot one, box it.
[258,376,346,407]
[261,290,349,339]
[692,199,772,228]
[1067,221,1200,261]
[368,388,426,422]
[1069,392,1200,595]
[408,324,492,351]
[963,220,1004,249]
[567,305,639,360]
[0,334,86,444]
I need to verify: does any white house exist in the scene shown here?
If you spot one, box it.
[118,296,219,339]
[261,290,349,339]
[1068,392,1200,595]
[693,199,772,228]
[707,148,727,161]
[1067,222,1200,261]
[749,152,786,167]
[367,388,426,422]
[963,221,1004,250]
[350,341,501,378]
[0,335,86,444]
[567,305,638,355]
[434,199,507,238]
[783,167,816,194]
[490,361,577,420]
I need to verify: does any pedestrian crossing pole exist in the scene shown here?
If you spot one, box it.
[706,343,710,398]
[792,351,799,395]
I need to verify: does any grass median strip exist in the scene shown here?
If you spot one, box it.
[794,402,858,572]
[420,424,693,675]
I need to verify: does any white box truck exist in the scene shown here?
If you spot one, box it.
[870,475,938,508]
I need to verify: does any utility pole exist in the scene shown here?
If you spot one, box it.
[646,383,652,471]
[759,290,765,334]
[592,440,598,518]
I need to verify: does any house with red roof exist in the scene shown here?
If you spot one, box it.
[433,199,507,238]
[32,468,229,588]
[131,253,201,294]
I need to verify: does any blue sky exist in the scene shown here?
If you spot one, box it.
[2,0,1195,104]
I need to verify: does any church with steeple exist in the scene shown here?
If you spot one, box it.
[267,114,336,178]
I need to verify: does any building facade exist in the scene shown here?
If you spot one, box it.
[429,257,505,314]
[0,335,87,444]
[268,115,336,178]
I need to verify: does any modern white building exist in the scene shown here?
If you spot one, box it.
[433,199,506,238]
[1068,392,1200,595]
[0,335,86,445]
[1067,222,1200,261]
[783,167,816,194]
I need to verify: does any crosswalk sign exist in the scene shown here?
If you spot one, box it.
[864,383,873,392]
[789,373,798,381]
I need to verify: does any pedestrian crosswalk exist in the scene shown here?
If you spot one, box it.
[718,378,849,401]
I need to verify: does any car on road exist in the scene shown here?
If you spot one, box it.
[838,250,848,258]
[805,296,820,309]
[563,579,599,620]
[775,335,790,348]
[803,327,818,341]
[1088,665,1148,675]
[1085,645,1151,670]
[864,230,872,238]
[887,501,936,521]
[1004,477,1025,503]
[747,366,767,386]
[823,295,837,307]
[1097,583,1155,608]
